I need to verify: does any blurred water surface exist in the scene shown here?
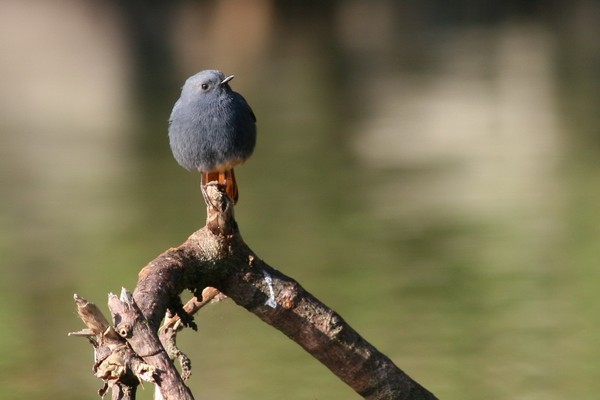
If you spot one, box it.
[1,1,599,399]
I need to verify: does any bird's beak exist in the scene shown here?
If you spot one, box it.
[220,75,235,85]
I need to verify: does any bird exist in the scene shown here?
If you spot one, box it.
[168,70,256,205]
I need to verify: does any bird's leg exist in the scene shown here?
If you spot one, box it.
[201,170,238,209]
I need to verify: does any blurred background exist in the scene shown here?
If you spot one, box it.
[1,0,599,399]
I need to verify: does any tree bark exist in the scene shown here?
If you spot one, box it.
[71,185,438,400]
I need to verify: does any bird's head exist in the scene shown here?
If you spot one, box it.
[181,69,234,98]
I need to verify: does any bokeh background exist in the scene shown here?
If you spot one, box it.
[1,0,599,399]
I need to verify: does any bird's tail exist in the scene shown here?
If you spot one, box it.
[202,169,239,204]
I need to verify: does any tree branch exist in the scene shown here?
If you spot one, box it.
[71,184,438,400]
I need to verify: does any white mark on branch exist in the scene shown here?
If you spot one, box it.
[262,270,277,308]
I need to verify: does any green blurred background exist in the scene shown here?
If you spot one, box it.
[1,0,599,399]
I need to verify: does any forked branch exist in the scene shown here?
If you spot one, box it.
[71,185,438,400]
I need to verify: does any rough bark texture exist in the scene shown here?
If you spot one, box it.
[71,185,438,400]
[108,291,194,400]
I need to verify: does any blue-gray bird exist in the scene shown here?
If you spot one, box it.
[168,70,256,204]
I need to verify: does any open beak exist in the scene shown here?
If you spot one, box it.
[220,75,235,85]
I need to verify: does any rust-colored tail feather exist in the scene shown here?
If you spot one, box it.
[201,169,239,204]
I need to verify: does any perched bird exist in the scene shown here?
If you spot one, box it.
[168,69,256,204]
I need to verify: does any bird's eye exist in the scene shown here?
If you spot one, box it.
[201,84,209,90]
